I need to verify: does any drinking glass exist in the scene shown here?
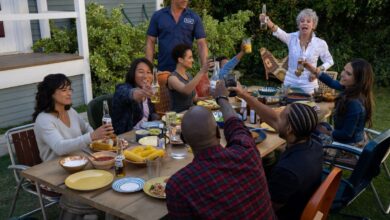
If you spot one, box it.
[170,143,188,160]
[147,157,162,179]
[165,111,176,127]
[242,38,252,53]
[151,68,160,103]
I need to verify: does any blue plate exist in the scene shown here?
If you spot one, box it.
[141,121,163,129]
[112,177,145,193]
[250,128,267,144]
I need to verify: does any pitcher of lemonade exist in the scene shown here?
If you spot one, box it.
[151,68,160,103]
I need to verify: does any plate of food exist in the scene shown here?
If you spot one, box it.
[260,122,276,132]
[162,113,184,124]
[197,99,220,110]
[322,92,337,102]
[90,139,118,152]
[112,177,145,193]
[250,129,267,144]
[143,176,170,199]
[124,145,165,166]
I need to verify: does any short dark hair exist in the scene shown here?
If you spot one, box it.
[125,58,154,86]
[33,73,71,121]
[172,44,192,64]
[288,103,318,139]
[216,56,228,62]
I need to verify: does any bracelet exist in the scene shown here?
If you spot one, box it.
[215,95,229,104]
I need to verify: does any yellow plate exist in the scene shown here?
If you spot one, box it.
[260,122,276,132]
[143,176,170,199]
[65,170,114,191]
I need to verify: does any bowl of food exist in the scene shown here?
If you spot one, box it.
[124,145,165,167]
[148,128,161,136]
[258,87,278,96]
[135,129,150,142]
[59,156,88,173]
[90,151,116,170]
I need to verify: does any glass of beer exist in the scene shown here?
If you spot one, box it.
[295,57,305,77]
[242,38,252,54]
[151,68,160,103]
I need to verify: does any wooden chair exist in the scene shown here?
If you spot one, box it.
[259,47,288,82]
[6,124,59,220]
[154,71,171,116]
[301,167,342,220]
[318,71,338,95]
[87,94,113,129]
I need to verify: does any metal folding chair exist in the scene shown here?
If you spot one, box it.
[6,123,59,220]
[323,129,390,215]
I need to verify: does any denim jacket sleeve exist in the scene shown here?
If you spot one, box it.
[318,72,345,91]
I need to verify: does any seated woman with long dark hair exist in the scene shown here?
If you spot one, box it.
[305,58,374,146]
[33,73,113,219]
[167,44,208,112]
[112,58,159,134]
[33,74,113,161]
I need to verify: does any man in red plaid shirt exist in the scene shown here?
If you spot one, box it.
[166,81,275,219]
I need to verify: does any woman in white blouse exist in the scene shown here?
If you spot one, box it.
[261,8,334,94]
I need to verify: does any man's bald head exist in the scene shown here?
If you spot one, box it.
[181,106,220,151]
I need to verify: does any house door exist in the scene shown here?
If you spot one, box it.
[0,0,32,54]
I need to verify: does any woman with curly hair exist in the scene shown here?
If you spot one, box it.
[33,73,113,161]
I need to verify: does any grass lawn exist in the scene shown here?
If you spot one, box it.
[0,88,389,219]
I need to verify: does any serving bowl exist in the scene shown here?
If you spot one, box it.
[59,156,88,173]
[90,151,116,170]
[258,87,278,96]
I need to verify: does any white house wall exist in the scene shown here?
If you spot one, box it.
[0,74,84,127]
[28,0,156,42]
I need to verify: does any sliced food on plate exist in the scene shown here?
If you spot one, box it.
[197,99,220,110]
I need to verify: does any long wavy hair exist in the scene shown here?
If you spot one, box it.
[335,58,374,127]
[32,74,72,122]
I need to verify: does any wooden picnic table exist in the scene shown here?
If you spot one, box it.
[21,126,285,219]
[21,101,333,219]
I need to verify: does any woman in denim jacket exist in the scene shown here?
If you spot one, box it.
[305,58,374,146]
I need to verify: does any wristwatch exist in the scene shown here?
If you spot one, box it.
[215,95,229,104]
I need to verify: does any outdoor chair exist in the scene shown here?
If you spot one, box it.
[87,94,113,129]
[323,129,390,216]
[301,167,342,220]
[6,123,60,220]
[154,71,171,117]
[260,47,288,82]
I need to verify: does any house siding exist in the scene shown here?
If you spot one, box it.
[28,0,156,42]
[0,75,85,127]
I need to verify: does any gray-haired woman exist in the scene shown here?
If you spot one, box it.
[261,8,334,94]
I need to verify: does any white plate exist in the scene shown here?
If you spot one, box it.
[112,177,145,193]
[138,136,169,147]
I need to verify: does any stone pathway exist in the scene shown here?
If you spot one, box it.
[0,112,89,157]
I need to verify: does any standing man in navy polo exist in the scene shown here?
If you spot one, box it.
[146,0,208,72]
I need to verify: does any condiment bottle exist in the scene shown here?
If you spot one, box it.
[115,138,126,177]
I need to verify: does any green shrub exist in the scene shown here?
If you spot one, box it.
[32,3,148,96]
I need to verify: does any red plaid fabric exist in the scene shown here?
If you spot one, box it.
[166,117,275,219]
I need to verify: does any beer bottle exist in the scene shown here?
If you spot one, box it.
[115,138,126,177]
[102,100,112,125]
